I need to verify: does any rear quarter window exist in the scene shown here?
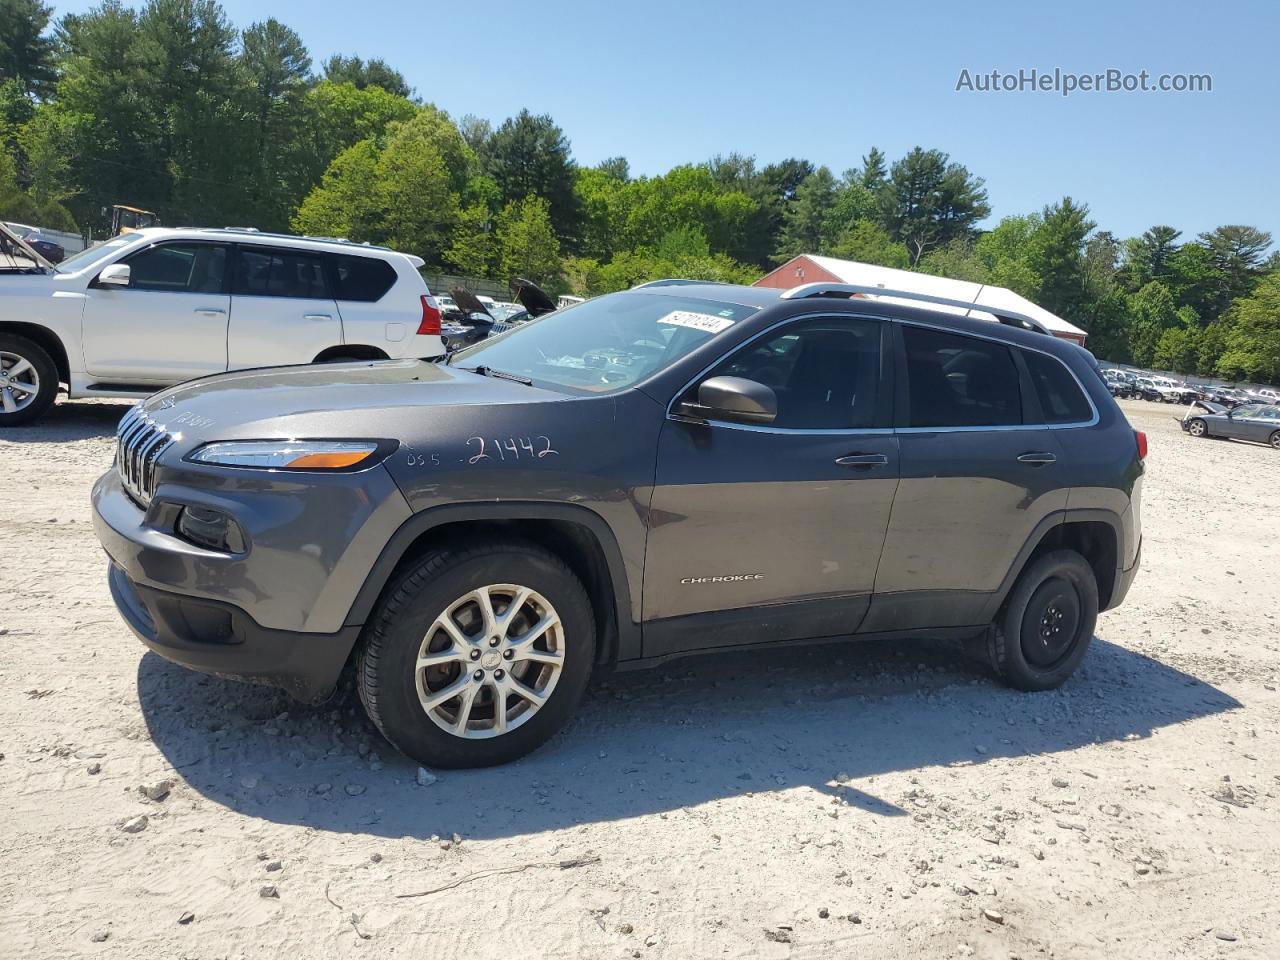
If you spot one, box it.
[332,254,397,302]
[1023,350,1094,424]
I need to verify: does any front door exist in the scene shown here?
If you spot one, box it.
[227,245,342,369]
[81,240,230,382]
[642,315,898,657]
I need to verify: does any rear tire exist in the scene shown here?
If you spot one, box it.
[1270,430,1280,450]
[986,550,1098,691]
[356,540,596,768]
[0,334,58,426]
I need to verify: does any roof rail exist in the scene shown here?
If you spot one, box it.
[778,282,1051,336]
[631,278,729,289]
[195,227,395,252]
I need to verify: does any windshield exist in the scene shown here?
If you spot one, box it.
[55,235,144,273]
[450,292,761,394]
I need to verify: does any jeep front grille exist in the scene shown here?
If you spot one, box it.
[116,406,174,506]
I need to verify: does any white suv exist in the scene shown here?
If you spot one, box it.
[0,227,445,425]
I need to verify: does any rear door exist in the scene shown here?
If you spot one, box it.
[866,324,1070,632]
[227,245,341,369]
[642,314,899,657]
[81,240,230,382]
[330,252,407,349]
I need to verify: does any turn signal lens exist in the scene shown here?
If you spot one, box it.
[285,450,372,468]
[1135,430,1148,460]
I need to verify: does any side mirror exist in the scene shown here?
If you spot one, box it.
[679,375,777,425]
[96,263,131,287]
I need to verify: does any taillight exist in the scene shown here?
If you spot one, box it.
[417,295,441,336]
[1134,430,1148,460]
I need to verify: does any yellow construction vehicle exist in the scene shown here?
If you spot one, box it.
[105,204,160,236]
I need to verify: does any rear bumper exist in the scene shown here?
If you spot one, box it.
[108,562,357,702]
[1106,538,1141,611]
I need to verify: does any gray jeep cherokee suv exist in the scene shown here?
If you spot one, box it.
[93,281,1144,768]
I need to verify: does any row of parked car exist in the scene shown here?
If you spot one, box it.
[1101,367,1279,408]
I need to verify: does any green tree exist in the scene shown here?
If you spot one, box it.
[291,138,381,241]
[829,219,909,269]
[877,147,990,265]
[1153,325,1199,373]
[856,146,887,189]
[918,236,987,283]
[1026,197,1094,321]
[485,109,580,246]
[496,194,560,285]
[1127,280,1178,367]
[445,203,496,276]
[0,0,55,98]
[774,166,836,260]
[1214,272,1280,382]
[1198,225,1273,313]
[321,53,410,97]
[375,109,467,262]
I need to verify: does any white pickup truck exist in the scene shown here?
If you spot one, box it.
[0,225,445,425]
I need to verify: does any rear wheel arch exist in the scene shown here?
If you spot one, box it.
[345,503,636,667]
[989,511,1122,619]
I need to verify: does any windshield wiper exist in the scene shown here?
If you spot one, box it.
[465,365,533,386]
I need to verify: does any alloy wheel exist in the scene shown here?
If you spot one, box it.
[0,351,40,415]
[1188,420,1206,437]
[415,584,564,739]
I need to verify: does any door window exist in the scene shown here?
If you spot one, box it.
[705,317,882,429]
[1022,349,1093,424]
[123,243,227,293]
[1232,403,1262,419]
[901,326,1022,427]
[234,248,329,299]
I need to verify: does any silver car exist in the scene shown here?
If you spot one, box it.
[1183,400,1280,449]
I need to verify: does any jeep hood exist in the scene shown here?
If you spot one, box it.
[140,359,567,446]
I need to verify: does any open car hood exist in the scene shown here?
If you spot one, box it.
[1187,399,1227,416]
[0,220,53,271]
[449,288,494,320]
[513,277,558,317]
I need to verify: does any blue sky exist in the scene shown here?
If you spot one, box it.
[54,0,1280,243]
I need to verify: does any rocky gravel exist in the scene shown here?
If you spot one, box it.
[0,396,1277,958]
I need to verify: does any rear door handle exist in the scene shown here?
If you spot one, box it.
[1017,452,1058,464]
[835,453,889,467]
[193,307,225,317]
[303,313,333,321]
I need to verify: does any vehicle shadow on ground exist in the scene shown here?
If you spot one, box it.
[1,399,131,443]
[138,635,1238,841]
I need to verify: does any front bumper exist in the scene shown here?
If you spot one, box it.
[108,563,357,701]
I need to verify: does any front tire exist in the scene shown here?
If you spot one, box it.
[356,541,596,768]
[0,335,59,426]
[1187,418,1208,438]
[987,550,1098,691]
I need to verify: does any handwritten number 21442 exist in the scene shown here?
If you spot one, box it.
[466,436,558,464]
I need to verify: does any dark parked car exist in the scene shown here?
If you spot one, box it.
[22,234,65,263]
[93,281,1145,768]
[1182,400,1280,448]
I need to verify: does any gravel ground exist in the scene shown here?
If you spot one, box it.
[1,396,1277,959]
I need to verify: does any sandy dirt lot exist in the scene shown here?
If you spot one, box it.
[1,397,1277,959]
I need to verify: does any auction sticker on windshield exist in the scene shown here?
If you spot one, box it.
[657,310,736,334]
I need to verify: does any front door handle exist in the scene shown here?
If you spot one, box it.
[303,313,333,321]
[835,453,889,467]
[193,307,226,317]
[1017,452,1058,464]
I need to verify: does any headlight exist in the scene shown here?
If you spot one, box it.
[185,440,395,471]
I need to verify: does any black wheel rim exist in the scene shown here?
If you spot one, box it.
[1021,576,1082,668]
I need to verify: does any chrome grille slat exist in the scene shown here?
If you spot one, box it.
[115,407,174,506]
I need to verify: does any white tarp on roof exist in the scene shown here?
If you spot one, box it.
[803,255,1088,339]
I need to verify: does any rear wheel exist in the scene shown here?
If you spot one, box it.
[356,541,596,768]
[985,550,1098,691]
[1270,430,1280,450]
[0,335,58,426]
[1187,418,1208,438]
